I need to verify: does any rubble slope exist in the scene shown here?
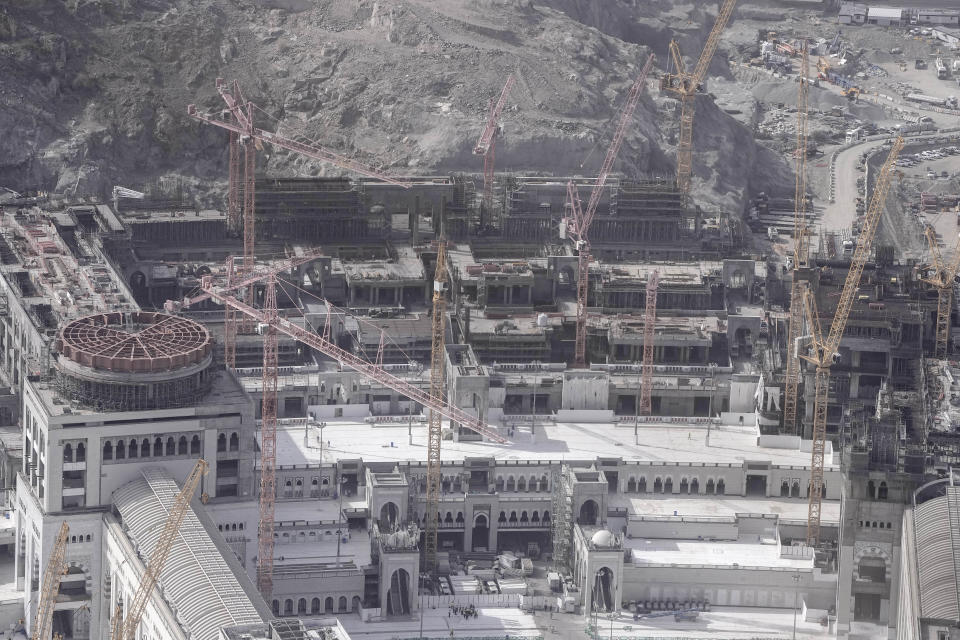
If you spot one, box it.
[0,0,792,212]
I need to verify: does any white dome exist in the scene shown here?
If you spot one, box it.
[591,529,615,547]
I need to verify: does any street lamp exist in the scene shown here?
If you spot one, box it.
[792,570,801,639]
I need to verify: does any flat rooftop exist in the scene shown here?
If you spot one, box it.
[269,421,834,468]
[626,536,814,570]
[341,246,425,282]
[614,494,841,525]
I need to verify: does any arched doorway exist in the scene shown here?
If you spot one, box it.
[379,502,399,529]
[592,567,615,613]
[472,513,489,551]
[387,568,411,616]
[579,499,599,525]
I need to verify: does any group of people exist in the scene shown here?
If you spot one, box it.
[449,603,479,620]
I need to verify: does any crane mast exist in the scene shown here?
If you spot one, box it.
[784,41,810,435]
[800,137,903,544]
[31,522,69,640]
[474,75,516,218]
[660,0,738,199]
[424,241,449,574]
[568,54,656,367]
[640,271,660,416]
[257,275,279,598]
[111,459,208,640]
[921,227,960,360]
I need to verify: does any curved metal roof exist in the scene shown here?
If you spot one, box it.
[113,468,264,640]
[914,485,960,621]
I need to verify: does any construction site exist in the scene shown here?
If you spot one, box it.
[4,0,960,639]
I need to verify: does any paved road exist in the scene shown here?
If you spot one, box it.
[820,141,884,234]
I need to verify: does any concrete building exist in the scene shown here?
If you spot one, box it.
[867,6,905,26]
[839,2,868,24]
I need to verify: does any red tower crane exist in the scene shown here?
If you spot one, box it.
[640,270,659,416]
[188,79,410,367]
[566,54,655,367]
[474,75,516,216]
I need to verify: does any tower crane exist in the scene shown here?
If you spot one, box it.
[639,270,659,416]
[921,227,960,359]
[660,0,738,199]
[474,75,516,218]
[566,54,656,367]
[424,240,449,574]
[188,79,410,367]
[784,41,811,435]
[31,522,68,640]
[800,137,903,545]
[199,260,508,590]
[110,459,208,640]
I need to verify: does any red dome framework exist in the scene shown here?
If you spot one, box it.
[57,312,212,373]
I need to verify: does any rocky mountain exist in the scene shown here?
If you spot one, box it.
[0,0,793,213]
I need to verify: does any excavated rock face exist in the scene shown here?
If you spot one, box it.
[0,0,790,213]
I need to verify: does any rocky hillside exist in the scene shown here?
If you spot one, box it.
[0,0,793,213]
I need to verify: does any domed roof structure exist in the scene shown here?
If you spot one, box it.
[591,529,615,548]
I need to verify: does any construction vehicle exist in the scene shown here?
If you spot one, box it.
[920,226,960,359]
[566,54,656,367]
[799,136,904,545]
[843,87,860,101]
[660,0,738,199]
[110,459,208,640]
[31,522,69,640]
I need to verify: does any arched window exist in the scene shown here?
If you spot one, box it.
[63,444,73,463]
[178,436,187,455]
[638,477,647,493]
[154,437,163,456]
[627,477,637,493]
[229,432,239,451]
[141,439,150,457]
[654,477,663,493]
[103,441,113,461]
[191,435,200,454]
[531,511,540,522]
[509,511,518,523]
[506,476,515,492]
[781,481,790,497]
[128,440,138,458]
[791,481,800,498]
[517,477,527,492]
[116,440,125,460]
[284,599,293,615]
[444,512,453,523]
[679,478,689,494]
[664,477,674,494]
[498,511,507,523]
[455,512,464,523]
[541,475,549,491]
[338,596,347,612]
[85,535,91,542]
[520,511,529,523]
[706,479,715,494]
[716,478,726,495]
[166,437,175,455]
[325,596,334,612]
[868,480,876,500]
[217,433,227,452]
[530,475,538,491]
[311,598,320,614]
[298,598,307,614]
[76,443,85,462]
[542,511,550,522]
[878,482,888,501]
[496,477,504,492]
[690,478,699,494]
[272,600,280,616]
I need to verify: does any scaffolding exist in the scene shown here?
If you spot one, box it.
[550,465,572,573]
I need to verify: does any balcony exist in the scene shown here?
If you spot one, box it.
[496,520,549,529]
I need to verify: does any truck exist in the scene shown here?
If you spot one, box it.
[937,58,948,79]
[906,92,948,107]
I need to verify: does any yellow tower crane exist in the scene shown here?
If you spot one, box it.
[31,521,69,640]
[784,41,811,435]
[800,137,903,545]
[660,0,738,199]
[110,459,208,640]
[423,240,449,574]
[921,226,960,360]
